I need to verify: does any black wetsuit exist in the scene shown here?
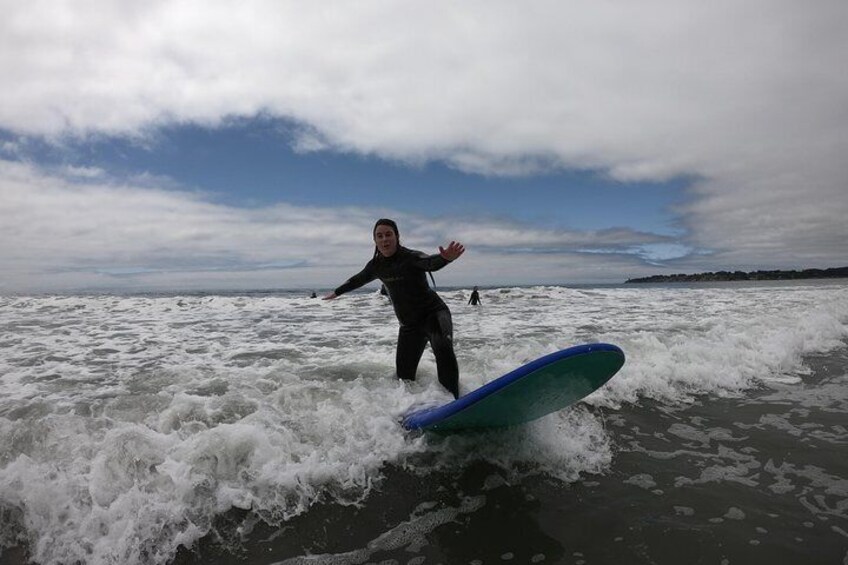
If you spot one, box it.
[468,290,481,305]
[333,246,459,398]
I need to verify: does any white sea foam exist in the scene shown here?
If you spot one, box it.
[0,281,847,564]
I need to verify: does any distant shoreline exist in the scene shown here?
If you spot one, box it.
[625,266,848,283]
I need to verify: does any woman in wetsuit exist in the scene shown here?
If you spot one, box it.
[323,219,465,398]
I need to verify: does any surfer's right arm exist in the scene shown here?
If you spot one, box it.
[324,261,378,300]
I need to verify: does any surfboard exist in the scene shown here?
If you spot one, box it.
[402,343,625,432]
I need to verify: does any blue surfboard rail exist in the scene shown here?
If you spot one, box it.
[402,342,624,431]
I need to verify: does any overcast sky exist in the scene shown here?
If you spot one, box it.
[1,0,846,292]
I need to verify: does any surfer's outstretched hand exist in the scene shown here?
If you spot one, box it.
[322,292,337,300]
[439,241,465,262]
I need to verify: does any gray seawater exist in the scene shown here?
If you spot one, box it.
[1,281,847,564]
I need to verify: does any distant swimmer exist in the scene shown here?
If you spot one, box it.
[468,286,482,306]
[324,218,465,399]
[310,291,317,299]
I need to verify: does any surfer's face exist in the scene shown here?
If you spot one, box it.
[374,225,398,257]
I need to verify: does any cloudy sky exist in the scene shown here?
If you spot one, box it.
[1,0,846,292]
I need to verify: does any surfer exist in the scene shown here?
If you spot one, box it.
[468,286,481,306]
[324,219,465,399]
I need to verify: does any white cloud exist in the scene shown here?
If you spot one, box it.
[1,0,846,280]
[0,159,668,291]
[60,165,106,179]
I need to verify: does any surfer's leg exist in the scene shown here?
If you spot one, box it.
[396,324,428,381]
[428,310,460,399]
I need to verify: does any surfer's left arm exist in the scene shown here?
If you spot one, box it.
[413,241,465,271]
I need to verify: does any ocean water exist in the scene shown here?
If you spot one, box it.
[0,281,846,565]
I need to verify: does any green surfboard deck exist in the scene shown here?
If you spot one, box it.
[402,344,625,432]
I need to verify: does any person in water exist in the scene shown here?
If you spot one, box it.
[324,219,465,399]
[468,286,481,306]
